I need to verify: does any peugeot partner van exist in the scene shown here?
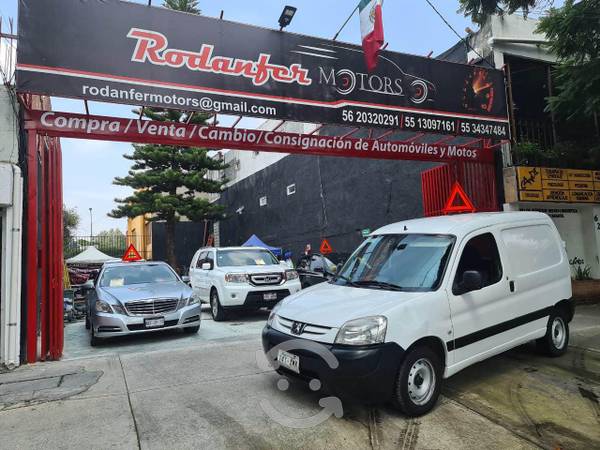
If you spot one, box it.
[262,212,574,416]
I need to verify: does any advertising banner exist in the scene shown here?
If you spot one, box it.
[514,166,600,203]
[27,111,494,164]
[17,0,509,139]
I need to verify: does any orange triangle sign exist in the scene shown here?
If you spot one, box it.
[319,239,333,255]
[443,182,475,214]
[122,244,143,262]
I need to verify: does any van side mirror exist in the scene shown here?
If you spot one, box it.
[201,262,212,270]
[459,270,483,294]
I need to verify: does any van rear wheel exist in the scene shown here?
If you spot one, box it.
[537,310,569,357]
[393,345,442,417]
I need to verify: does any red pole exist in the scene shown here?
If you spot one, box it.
[25,130,38,363]
[40,139,48,360]
[55,137,64,358]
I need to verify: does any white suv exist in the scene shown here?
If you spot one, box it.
[189,246,302,321]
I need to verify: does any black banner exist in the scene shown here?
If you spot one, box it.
[17,0,509,139]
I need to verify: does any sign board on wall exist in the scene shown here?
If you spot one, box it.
[515,166,600,203]
[16,0,508,139]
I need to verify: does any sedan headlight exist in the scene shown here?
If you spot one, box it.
[112,303,127,315]
[225,273,249,283]
[334,316,387,346]
[95,300,113,314]
[187,295,199,305]
[285,269,299,281]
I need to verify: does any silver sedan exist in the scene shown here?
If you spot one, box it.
[86,261,201,345]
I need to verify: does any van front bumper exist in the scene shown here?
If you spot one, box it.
[262,326,404,404]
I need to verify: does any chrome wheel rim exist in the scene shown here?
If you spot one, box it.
[551,317,566,349]
[211,295,218,317]
[408,358,436,406]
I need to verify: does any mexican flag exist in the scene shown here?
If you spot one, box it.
[359,0,384,72]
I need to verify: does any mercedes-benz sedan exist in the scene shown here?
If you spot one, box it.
[86,261,201,345]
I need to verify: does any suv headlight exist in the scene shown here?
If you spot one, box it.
[95,300,113,314]
[334,316,387,345]
[225,273,249,283]
[285,269,299,281]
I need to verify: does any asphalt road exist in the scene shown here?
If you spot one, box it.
[1,304,599,449]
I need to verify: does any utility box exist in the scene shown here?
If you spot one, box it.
[0,163,13,206]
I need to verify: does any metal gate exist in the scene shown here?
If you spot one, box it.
[421,161,499,217]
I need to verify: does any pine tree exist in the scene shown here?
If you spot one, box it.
[110,0,227,271]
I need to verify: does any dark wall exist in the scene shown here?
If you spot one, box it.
[217,155,437,264]
[151,221,209,272]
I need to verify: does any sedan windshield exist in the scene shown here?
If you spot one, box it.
[99,264,178,287]
[217,249,279,267]
[334,234,454,291]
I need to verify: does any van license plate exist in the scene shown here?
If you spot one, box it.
[277,350,299,373]
[145,318,165,328]
[264,292,278,300]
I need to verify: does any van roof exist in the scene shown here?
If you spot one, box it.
[372,212,550,237]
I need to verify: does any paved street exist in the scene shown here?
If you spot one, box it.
[1,304,599,450]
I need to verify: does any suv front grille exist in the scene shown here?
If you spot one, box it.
[249,272,284,286]
[125,298,178,316]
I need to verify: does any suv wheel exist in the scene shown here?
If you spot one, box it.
[537,309,569,356]
[393,345,442,417]
[210,290,227,322]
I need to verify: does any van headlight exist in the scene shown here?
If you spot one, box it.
[334,316,387,345]
[267,302,282,327]
[225,273,249,283]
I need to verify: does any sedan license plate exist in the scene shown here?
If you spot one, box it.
[264,292,278,301]
[277,350,300,374]
[144,317,165,328]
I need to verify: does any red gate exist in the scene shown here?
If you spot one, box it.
[421,161,499,217]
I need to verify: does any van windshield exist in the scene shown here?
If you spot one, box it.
[334,234,454,291]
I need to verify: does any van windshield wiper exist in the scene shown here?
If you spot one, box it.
[332,273,359,287]
[352,280,404,291]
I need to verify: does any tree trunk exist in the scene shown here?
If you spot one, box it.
[165,219,178,272]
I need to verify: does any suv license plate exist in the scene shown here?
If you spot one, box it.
[264,293,278,300]
[277,350,300,373]
[145,318,165,328]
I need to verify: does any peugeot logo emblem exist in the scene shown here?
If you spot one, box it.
[291,321,307,335]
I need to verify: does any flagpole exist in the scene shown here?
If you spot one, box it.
[332,4,359,40]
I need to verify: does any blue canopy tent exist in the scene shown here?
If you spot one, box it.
[242,234,282,256]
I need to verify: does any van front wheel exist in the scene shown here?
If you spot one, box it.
[537,310,569,357]
[393,345,442,417]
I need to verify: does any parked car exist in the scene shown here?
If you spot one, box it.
[86,261,201,346]
[262,212,574,416]
[296,253,338,288]
[189,246,302,321]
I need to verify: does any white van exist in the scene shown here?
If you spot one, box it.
[262,212,574,416]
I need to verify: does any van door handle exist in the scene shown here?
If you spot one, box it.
[509,281,515,292]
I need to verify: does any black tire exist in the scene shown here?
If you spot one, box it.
[90,325,99,347]
[184,325,200,334]
[393,345,443,417]
[536,309,569,357]
[210,289,227,322]
[85,315,90,329]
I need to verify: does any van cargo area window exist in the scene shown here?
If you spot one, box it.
[453,232,503,293]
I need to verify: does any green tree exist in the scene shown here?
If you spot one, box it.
[63,205,80,244]
[458,0,539,24]
[110,1,228,270]
[537,0,600,120]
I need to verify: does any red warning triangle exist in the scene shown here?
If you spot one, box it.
[319,239,333,255]
[122,244,143,262]
[443,182,475,214]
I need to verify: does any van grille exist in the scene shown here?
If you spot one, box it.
[125,298,178,316]
[249,272,284,286]
[277,316,331,336]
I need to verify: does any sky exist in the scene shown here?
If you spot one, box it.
[0,0,559,234]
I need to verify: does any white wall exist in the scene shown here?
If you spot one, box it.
[0,86,18,165]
